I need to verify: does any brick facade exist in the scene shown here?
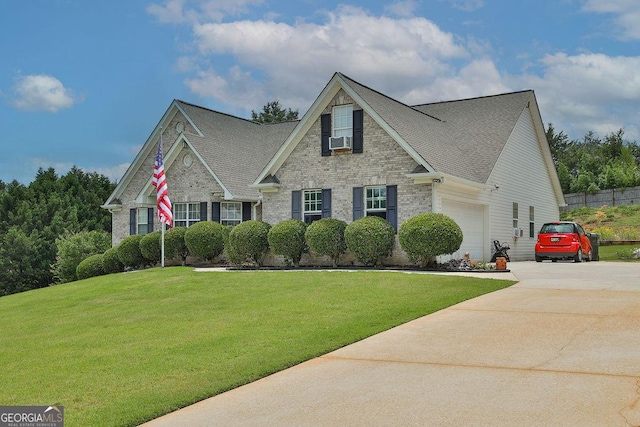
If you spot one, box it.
[262,90,433,265]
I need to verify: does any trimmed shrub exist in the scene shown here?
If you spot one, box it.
[399,213,463,267]
[268,219,307,267]
[116,234,146,269]
[305,218,347,267]
[139,231,162,265]
[53,230,111,283]
[76,254,105,280]
[165,226,190,265]
[228,220,271,266]
[102,247,124,274]
[344,216,395,266]
[184,221,226,262]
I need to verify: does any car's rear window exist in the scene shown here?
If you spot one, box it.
[540,223,575,234]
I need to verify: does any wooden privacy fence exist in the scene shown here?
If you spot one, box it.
[562,186,640,212]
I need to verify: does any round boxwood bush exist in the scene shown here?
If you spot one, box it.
[228,220,271,266]
[344,216,395,266]
[184,221,226,262]
[165,226,190,265]
[116,234,146,269]
[305,218,347,267]
[399,213,463,267]
[268,219,307,267]
[139,231,162,265]
[76,253,105,280]
[102,247,124,274]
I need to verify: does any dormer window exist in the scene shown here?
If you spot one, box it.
[332,105,353,137]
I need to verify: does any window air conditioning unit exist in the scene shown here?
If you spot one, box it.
[329,136,352,150]
[513,228,520,238]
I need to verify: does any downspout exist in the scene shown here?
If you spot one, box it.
[253,196,262,221]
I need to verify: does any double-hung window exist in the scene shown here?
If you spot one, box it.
[174,202,201,227]
[333,105,353,137]
[303,189,322,224]
[137,207,152,234]
[221,202,242,226]
[366,186,387,219]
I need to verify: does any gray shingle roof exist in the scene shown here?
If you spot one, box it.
[176,101,297,199]
[338,73,533,183]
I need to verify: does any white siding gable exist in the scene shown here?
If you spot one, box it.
[487,105,560,261]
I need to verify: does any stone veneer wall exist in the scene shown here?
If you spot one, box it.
[261,90,433,266]
[111,113,226,245]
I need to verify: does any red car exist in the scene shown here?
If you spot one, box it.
[535,221,593,262]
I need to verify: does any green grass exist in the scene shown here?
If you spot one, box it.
[598,244,640,261]
[561,204,640,240]
[0,268,514,426]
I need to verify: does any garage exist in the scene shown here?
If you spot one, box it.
[441,199,486,261]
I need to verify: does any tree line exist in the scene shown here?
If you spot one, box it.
[0,167,115,295]
[546,125,640,194]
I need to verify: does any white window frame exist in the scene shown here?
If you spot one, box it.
[332,104,353,138]
[174,202,201,227]
[529,206,535,238]
[137,207,151,235]
[221,202,242,226]
[366,186,387,219]
[303,189,322,223]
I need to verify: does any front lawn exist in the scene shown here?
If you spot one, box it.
[0,268,514,426]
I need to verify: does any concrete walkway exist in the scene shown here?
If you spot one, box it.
[142,262,640,426]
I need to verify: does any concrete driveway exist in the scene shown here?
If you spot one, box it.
[142,262,640,426]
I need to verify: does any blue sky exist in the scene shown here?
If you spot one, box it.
[1,0,639,184]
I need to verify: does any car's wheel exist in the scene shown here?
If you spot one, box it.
[551,259,558,263]
[574,248,583,263]
[535,255,542,262]
[586,250,592,262]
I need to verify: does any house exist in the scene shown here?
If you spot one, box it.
[102,100,298,245]
[252,73,565,262]
[103,72,565,262]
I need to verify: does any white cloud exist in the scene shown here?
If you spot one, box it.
[582,0,640,40]
[185,5,468,110]
[89,163,131,183]
[385,0,419,18]
[517,52,640,140]
[440,0,485,12]
[11,74,82,113]
[147,0,264,24]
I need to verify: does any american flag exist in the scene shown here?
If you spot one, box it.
[152,133,172,226]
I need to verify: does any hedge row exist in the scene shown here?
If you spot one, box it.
[73,213,463,280]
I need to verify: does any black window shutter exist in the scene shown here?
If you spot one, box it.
[386,185,398,232]
[353,187,364,220]
[353,109,363,154]
[321,113,331,157]
[242,202,252,221]
[147,208,154,233]
[130,208,136,235]
[291,190,302,220]
[212,202,221,223]
[321,189,332,218]
[200,202,208,221]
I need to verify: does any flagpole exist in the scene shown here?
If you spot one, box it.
[161,223,165,268]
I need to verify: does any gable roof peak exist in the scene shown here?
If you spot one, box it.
[335,72,443,122]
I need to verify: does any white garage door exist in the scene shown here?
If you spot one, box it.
[441,199,485,261]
